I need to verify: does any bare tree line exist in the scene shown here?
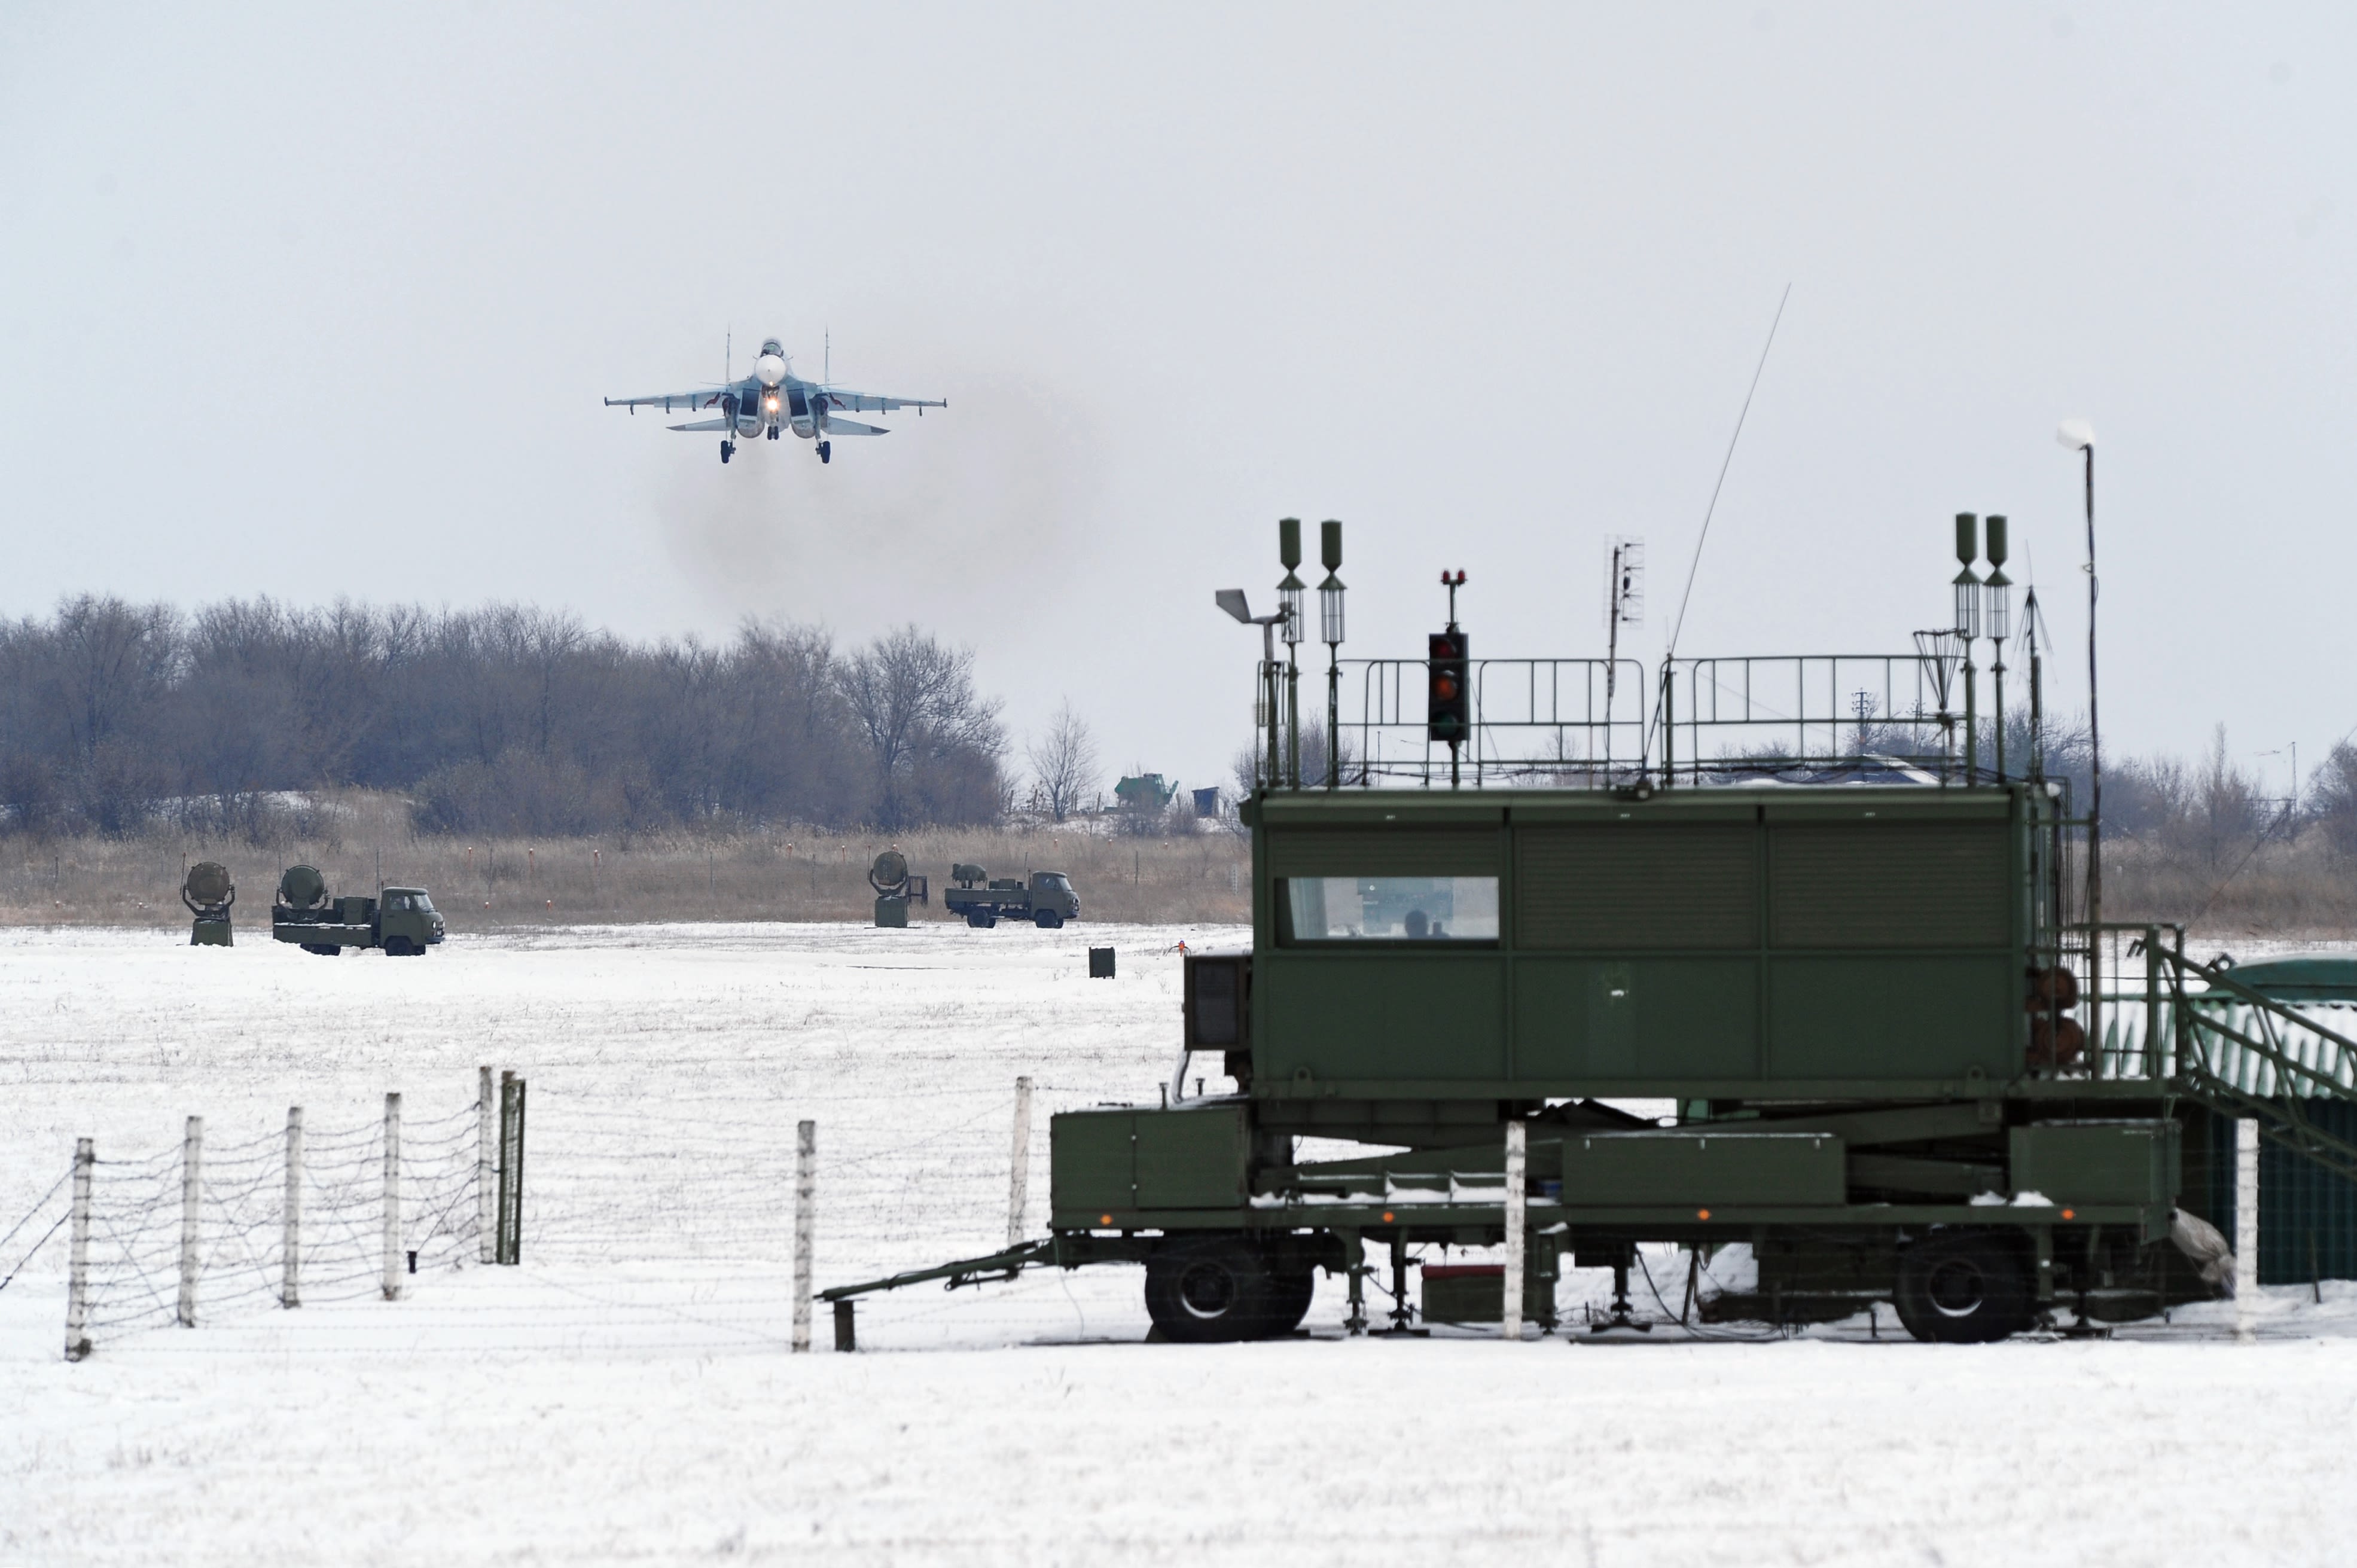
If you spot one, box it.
[0,594,1007,838]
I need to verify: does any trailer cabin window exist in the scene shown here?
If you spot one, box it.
[1281,876,1498,942]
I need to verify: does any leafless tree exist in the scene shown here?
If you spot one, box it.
[0,596,1019,841]
[1026,700,1099,822]
[836,626,1006,829]
[2309,740,2357,856]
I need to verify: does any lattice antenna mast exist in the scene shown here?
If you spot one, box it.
[1604,535,1645,704]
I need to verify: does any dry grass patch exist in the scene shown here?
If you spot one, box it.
[0,792,1249,932]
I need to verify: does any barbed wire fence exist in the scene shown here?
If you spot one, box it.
[4,1058,1158,1359]
[0,1068,523,1361]
[520,1072,1142,1346]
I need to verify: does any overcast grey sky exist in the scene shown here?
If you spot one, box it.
[3,4,2350,796]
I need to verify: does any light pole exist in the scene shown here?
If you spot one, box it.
[1216,588,1290,791]
[1984,515,2012,780]
[1953,514,1983,784]
[1319,520,1346,789]
[2057,417,2100,1064]
[1278,518,1306,791]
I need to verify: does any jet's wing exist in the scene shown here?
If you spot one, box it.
[665,418,736,432]
[817,389,947,415]
[818,417,890,437]
[606,389,731,414]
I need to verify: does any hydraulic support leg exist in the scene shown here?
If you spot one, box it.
[1340,1230,1368,1335]
[1593,1249,1650,1333]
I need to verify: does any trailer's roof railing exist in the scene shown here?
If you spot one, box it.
[1257,651,2020,790]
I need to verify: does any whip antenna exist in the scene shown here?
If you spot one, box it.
[1666,282,1790,661]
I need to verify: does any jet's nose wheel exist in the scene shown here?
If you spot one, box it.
[818,441,832,464]
[720,440,734,464]
[767,426,780,441]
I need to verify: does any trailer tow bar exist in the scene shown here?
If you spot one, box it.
[816,1237,1063,1350]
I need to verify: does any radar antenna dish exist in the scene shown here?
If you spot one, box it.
[869,850,910,896]
[181,861,234,916]
[276,864,328,911]
[182,861,236,946]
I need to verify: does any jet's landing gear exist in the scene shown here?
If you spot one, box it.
[818,441,833,464]
[767,425,780,441]
[719,440,734,465]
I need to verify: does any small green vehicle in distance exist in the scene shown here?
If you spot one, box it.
[271,864,447,956]
[942,864,1081,929]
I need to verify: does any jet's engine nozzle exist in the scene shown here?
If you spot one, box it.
[754,352,788,387]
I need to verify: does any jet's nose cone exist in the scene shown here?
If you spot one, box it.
[755,353,788,387]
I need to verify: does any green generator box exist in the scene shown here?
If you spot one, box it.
[1421,1263,1554,1326]
[1050,1103,1250,1223]
[2008,1121,2180,1209]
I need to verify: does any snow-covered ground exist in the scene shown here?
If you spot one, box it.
[4,924,2356,1565]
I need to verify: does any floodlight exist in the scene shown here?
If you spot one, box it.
[1279,572,1306,646]
[1984,569,2013,643]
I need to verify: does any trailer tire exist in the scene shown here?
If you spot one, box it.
[300,943,341,957]
[1894,1233,2032,1343]
[1145,1235,1289,1342]
[1267,1265,1316,1334]
[967,912,996,929]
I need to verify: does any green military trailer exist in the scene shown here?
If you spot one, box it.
[830,771,2357,1345]
[943,864,1081,929]
[272,864,447,956]
[821,524,2357,1346]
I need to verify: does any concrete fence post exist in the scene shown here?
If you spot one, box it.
[792,1120,816,1353]
[382,1093,403,1302]
[1008,1077,1034,1244]
[282,1107,303,1308]
[1502,1119,1526,1341]
[477,1066,496,1264]
[65,1139,93,1362]
[495,1072,527,1265]
[178,1116,202,1328]
[2235,1116,2260,1340]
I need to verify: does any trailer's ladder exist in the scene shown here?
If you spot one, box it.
[2128,949,2357,1185]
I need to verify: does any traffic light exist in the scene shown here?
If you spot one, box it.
[1427,629,1469,746]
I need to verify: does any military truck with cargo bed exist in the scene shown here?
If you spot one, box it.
[943,865,1080,929]
[272,864,446,956]
[820,521,2357,1346]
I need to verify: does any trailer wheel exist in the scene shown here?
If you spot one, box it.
[1267,1265,1316,1334]
[1894,1234,2032,1343]
[300,943,341,957]
[966,912,996,929]
[1145,1236,1288,1342]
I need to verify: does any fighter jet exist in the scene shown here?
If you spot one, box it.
[603,338,945,465]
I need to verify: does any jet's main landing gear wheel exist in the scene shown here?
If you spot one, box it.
[720,440,734,464]
[818,441,832,464]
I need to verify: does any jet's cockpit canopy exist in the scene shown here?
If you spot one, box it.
[759,339,783,357]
